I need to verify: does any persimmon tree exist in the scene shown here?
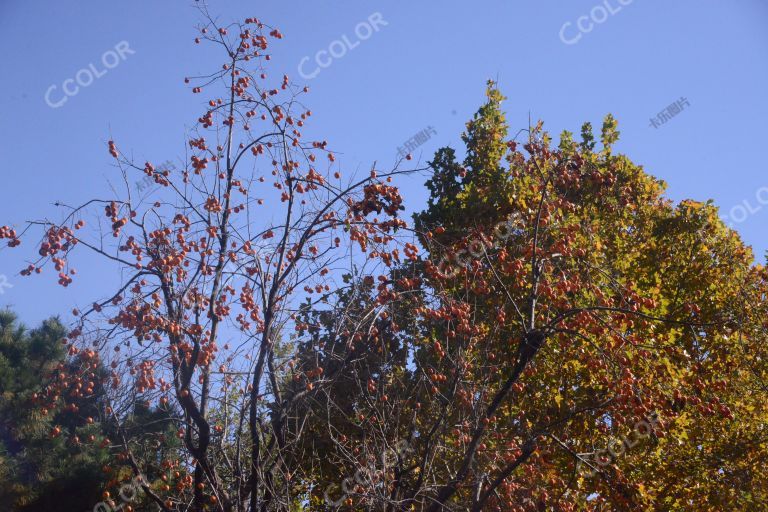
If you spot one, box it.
[1,10,420,512]
[3,12,767,512]
[285,84,768,511]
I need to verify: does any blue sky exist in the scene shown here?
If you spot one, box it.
[1,0,767,324]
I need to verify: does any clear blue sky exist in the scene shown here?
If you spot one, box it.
[1,0,767,324]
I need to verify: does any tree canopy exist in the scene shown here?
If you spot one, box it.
[1,13,767,512]
[288,82,768,511]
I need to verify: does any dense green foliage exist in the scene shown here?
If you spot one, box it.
[0,311,108,511]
